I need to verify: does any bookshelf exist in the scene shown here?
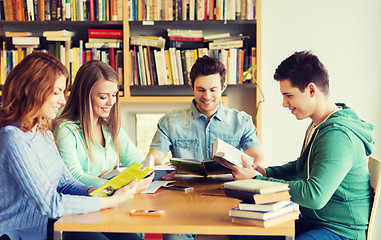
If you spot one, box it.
[121,0,262,138]
[0,0,262,139]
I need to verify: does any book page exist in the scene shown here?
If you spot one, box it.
[212,139,254,167]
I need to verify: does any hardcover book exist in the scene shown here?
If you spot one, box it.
[224,189,291,204]
[223,179,290,194]
[229,202,299,221]
[88,29,123,39]
[169,158,231,176]
[238,200,292,212]
[231,211,300,227]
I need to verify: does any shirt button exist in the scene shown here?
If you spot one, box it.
[206,148,209,150]
[186,144,189,147]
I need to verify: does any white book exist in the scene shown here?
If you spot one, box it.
[228,48,237,84]
[12,37,40,46]
[223,179,289,194]
[189,0,195,21]
[238,201,292,212]
[143,47,152,85]
[154,49,163,85]
[175,49,184,85]
[26,0,35,20]
[212,138,254,167]
[43,30,75,38]
[229,203,299,221]
[84,42,122,48]
[160,49,170,85]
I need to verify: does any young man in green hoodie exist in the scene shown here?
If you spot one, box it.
[229,51,375,240]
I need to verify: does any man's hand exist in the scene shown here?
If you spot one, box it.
[230,155,262,180]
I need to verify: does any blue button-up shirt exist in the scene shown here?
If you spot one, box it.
[150,100,261,161]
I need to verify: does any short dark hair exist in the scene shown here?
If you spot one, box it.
[274,51,330,95]
[189,56,226,87]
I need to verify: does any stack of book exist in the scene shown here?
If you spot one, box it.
[167,29,205,50]
[224,179,299,227]
[85,29,124,84]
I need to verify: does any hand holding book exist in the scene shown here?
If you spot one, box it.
[228,155,263,180]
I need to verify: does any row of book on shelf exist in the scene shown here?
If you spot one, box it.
[129,46,256,86]
[129,28,256,86]
[223,179,300,227]
[0,0,256,22]
[0,28,256,87]
[0,29,124,85]
[127,0,256,21]
[0,0,123,21]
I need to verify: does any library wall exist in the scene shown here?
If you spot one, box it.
[261,0,381,166]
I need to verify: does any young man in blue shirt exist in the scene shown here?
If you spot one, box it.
[147,55,264,240]
[147,56,264,166]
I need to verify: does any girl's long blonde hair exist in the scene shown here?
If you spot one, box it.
[54,60,121,161]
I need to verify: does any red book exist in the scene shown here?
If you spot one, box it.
[109,48,115,70]
[89,0,94,21]
[88,29,123,39]
[208,0,214,20]
[169,36,204,42]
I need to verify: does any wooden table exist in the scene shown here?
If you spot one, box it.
[54,175,295,239]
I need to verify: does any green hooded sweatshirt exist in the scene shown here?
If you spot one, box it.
[257,103,375,240]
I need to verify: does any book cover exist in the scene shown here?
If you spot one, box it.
[211,138,254,168]
[43,29,75,38]
[168,40,205,49]
[209,40,243,50]
[167,29,203,38]
[229,202,299,221]
[169,157,231,177]
[223,179,290,194]
[5,31,32,37]
[175,49,184,85]
[225,188,291,204]
[130,35,165,48]
[12,36,40,47]
[88,29,123,39]
[84,42,122,48]
[204,32,230,41]
[231,210,299,227]
[169,36,204,42]
[238,200,292,212]
[90,162,153,197]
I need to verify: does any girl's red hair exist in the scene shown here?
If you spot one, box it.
[0,52,69,132]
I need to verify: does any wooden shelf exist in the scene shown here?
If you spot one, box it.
[120,95,228,105]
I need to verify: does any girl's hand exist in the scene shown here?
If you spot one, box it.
[135,173,155,193]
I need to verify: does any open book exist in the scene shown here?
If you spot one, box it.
[169,158,231,176]
[212,138,254,168]
[101,155,175,181]
[169,138,256,176]
[90,162,153,197]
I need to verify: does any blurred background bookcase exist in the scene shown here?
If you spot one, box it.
[0,0,262,139]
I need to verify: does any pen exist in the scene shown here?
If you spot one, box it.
[200,193,226,197]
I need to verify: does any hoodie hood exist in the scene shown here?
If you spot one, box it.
[317,103,375,156]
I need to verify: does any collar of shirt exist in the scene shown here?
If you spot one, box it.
[190,99,227,122]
